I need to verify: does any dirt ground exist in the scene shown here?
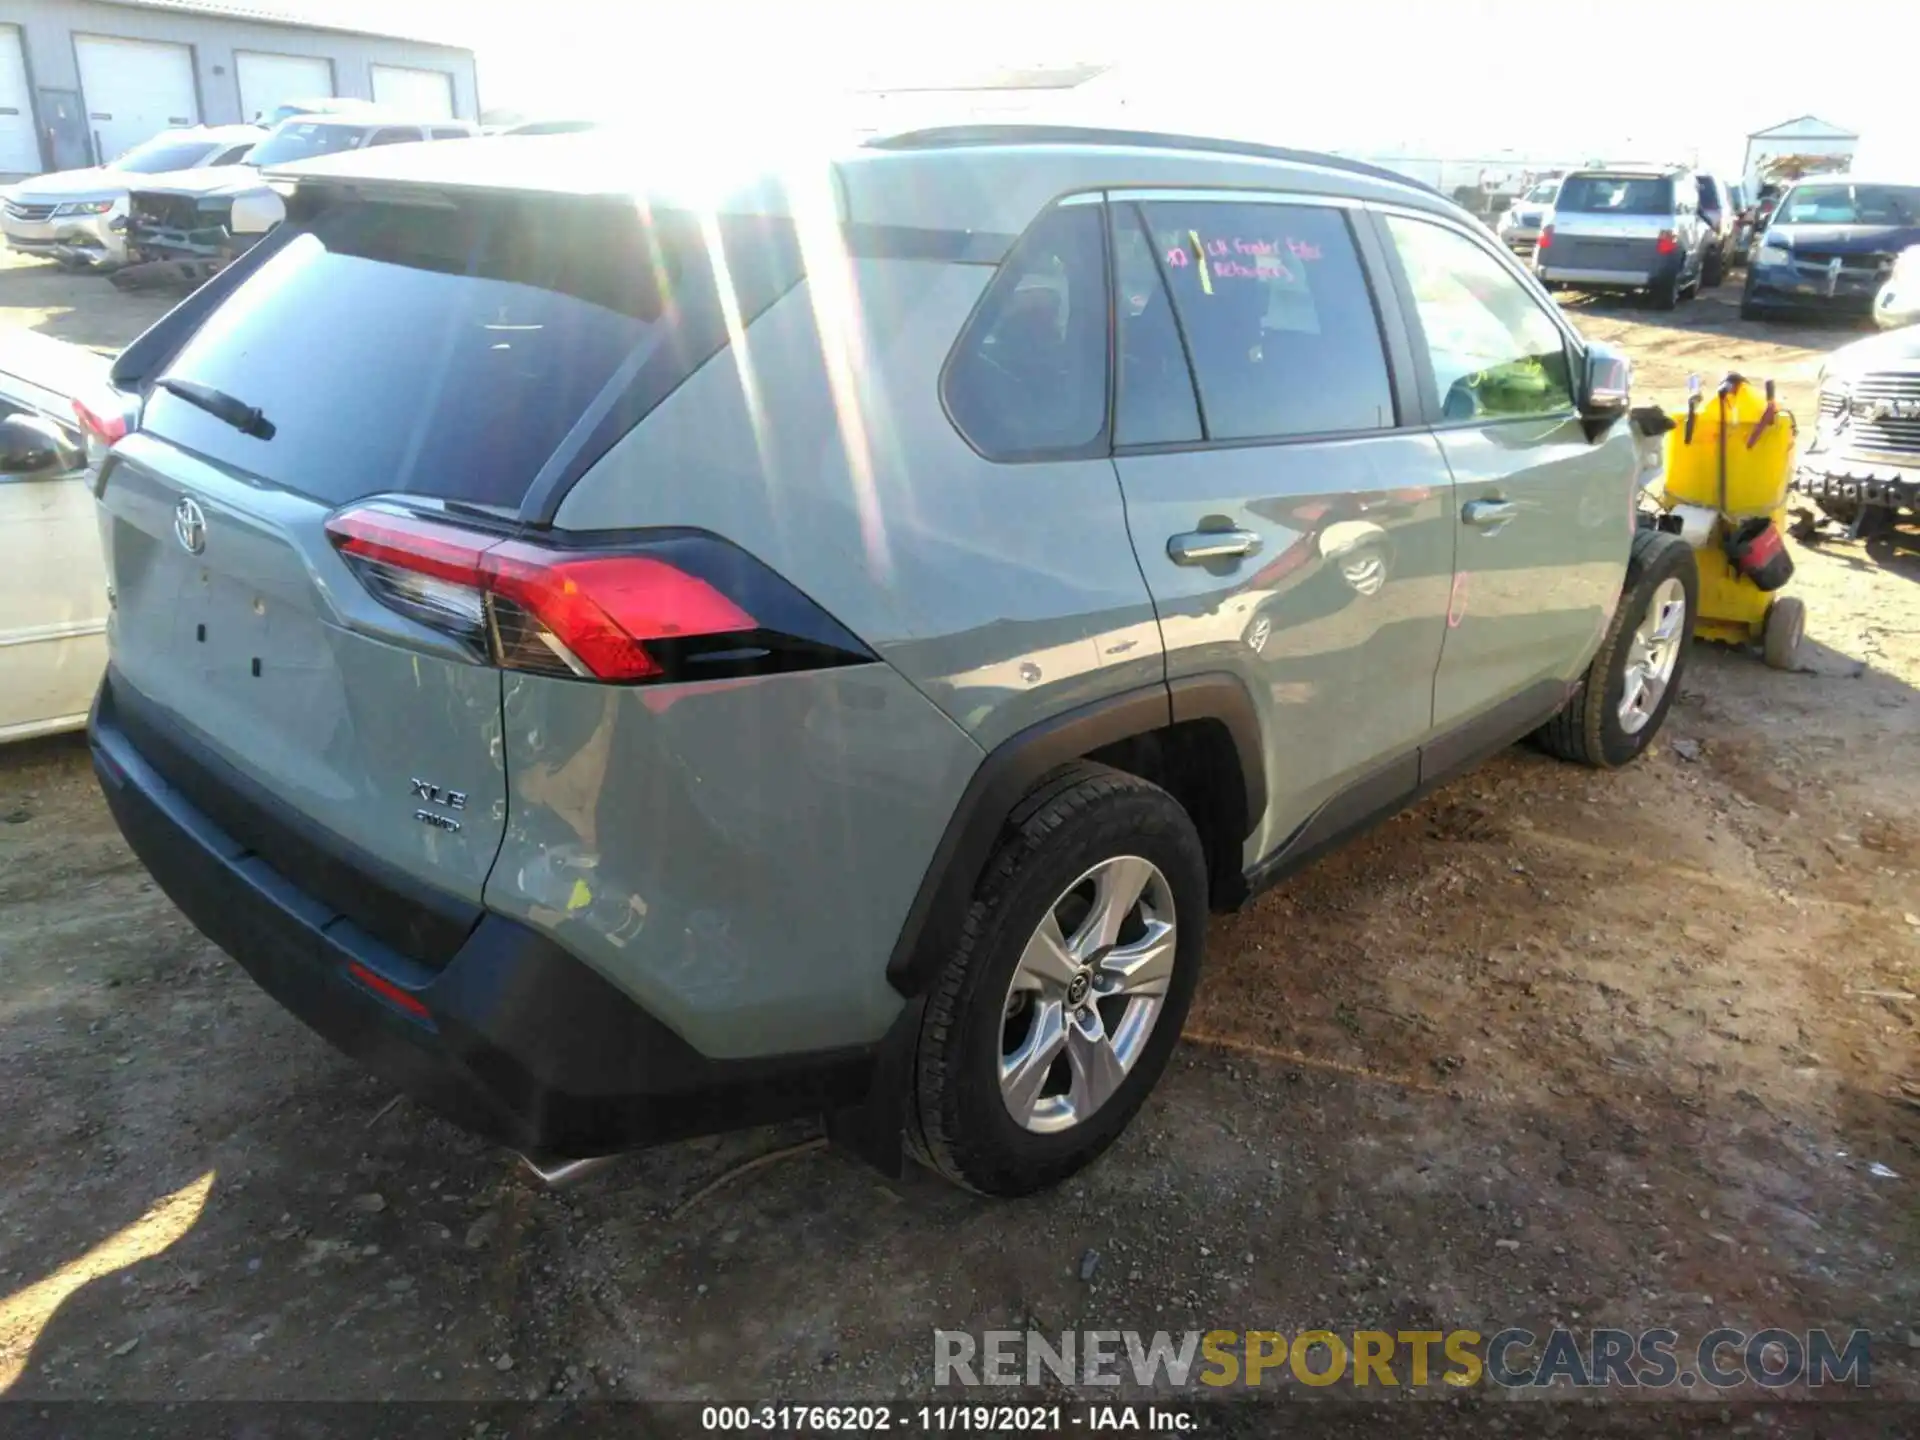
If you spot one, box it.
[0,248,1915,1417]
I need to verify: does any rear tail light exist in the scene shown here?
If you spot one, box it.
[1536,226,1552,251]
[325,503,872,685]
[73,394,131,444]
[1655,230,1677,256]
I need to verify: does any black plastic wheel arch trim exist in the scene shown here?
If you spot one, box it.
[884,675,1266,997]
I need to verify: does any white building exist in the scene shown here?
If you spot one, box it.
[1742,116,1858,192]
[0,0,478,181]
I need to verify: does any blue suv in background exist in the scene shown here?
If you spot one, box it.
[1743,178,1920,321]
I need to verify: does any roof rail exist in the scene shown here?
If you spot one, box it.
[862,124,1440,197]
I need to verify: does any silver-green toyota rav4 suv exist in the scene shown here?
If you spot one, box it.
[88,125,1696,1195]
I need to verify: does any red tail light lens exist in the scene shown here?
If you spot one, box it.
[1655,230,1677,255]
[73,395,130,444]
[325,504,868,685]
[1536,226,1553,251]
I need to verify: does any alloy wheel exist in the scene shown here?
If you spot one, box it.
[998,855,1177,1134]
[1618,576,1688,734]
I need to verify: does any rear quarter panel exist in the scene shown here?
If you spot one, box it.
[488,665,981,1057]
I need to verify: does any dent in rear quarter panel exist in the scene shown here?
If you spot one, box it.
[487,664,982,1059]
[550,261,1166,753]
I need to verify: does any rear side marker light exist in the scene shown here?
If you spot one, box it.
[325,503,873,685]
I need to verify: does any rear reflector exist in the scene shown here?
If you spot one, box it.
[325,503,872,685]
[347,961,432,1020]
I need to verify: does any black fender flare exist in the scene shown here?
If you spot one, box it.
[885,674,1266,997]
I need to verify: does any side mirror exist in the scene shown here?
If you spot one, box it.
[0,412,85,480]
[1579,341,1632,439]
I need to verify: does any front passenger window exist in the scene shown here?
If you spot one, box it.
[1384,215,1574,422]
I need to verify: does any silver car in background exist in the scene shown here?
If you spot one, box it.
[1496,178,1561,254]
[1,126,263,270]
[1535,166,1713,309]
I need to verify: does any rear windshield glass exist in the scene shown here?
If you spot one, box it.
[144,194,803,508]
[1554,175,1672,215]
[1525,182,1559,203]
[109,139,218,173]
[1779,183,1920,226]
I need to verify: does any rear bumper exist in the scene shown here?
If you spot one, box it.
[1537,265,1653,288]
[88,673,875,1158]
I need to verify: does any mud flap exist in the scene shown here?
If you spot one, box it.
[822,997,925,1179]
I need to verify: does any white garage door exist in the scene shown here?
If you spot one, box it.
[236,51,333,125]
[370,64,454,120]
[74,35,198,164]
[0,26,41,175]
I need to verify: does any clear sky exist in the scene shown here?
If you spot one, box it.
[375,0,1916,174]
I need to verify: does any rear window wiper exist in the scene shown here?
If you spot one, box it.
[156,377,276,440]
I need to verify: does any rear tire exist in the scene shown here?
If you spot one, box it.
[1650,274,1680,311]
[1763,596,1805,671]
[1535,529,1698,768]
[910,762,1208,1196]
[1703,247,1725,288]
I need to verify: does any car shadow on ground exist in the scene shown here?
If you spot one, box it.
[1788,518,1920,586]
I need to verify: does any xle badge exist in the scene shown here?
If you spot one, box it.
[410,777,468,833]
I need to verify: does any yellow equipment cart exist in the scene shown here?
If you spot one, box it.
[1652,374,1805,670]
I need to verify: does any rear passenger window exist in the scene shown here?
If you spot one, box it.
[1112,211,1201,446]
[943,204,1109,460]
[1135,201,1393,441]
[1384,215,1574,422]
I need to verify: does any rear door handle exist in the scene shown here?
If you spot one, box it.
[1462,499,1518,531]
[1167,528,1263,565]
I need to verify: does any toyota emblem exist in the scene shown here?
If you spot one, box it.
[174,496,207,555]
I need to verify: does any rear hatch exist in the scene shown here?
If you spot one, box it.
[97,187,734,962]
[1545,173,1674,271]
